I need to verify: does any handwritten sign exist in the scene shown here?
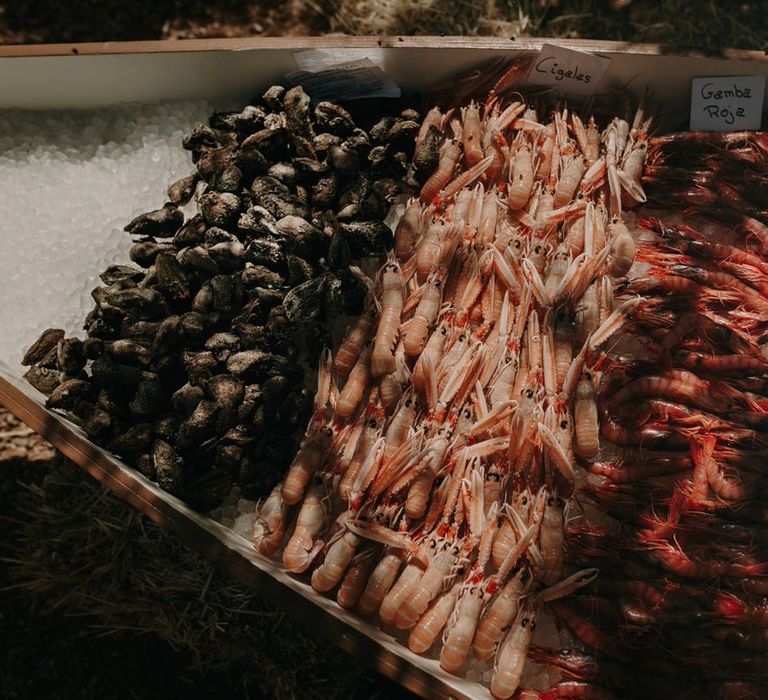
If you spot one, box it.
[690,75,765,131]
[527,44,610,97]
[288,50,400,102]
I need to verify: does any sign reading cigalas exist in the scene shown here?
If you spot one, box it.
[527,43,610,97]
[690,75,765,131]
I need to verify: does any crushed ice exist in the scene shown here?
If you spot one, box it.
[0,100,211,370]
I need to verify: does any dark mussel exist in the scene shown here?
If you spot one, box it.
[22,85,421,508]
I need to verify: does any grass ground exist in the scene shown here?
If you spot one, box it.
[0,1,765,50]
[0,409,411,700]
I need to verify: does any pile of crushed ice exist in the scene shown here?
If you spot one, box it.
[0,100,212,371]
[211,486,258,539]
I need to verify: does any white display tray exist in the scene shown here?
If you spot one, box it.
[1,36,766,698]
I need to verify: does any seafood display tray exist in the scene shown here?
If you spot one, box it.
[1,37,767,700]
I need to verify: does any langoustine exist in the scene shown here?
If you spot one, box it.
[249,66,768,699]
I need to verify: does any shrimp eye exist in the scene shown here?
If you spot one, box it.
[557,497,565,507]
[375,512,385,521]
[521,569,530,582]
[368,418,378,428]
[429,539,437,549]
[470,586,477,594]
[434,279,442,288]
[313,475,323,485]
[464,409,471,418]
[440,326,447,336]
[446,430,453,438]
[443,541,451,550]
[452,546,460,555]
[521,496,528,505]
[560,420,569,430]
[514,240,521,249]
[529,620,537,631]
[523,388,534,399]
[521,618,529,628]
[438,427,445,435]
[323,427,333,436]
[534,245,542,254]
[459,334,466,342]
[405,399,412,407]
[548,496,555,506]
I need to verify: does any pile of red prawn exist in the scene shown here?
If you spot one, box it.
[248,66,768,700]
[549,131,768,700]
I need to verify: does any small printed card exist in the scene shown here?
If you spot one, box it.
[690,75,765,131]
[527,43,610,97]
[288,50,401,102]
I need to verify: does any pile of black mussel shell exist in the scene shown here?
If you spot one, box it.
[22,85,426,508]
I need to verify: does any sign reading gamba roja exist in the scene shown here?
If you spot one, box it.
[690,75,765,131]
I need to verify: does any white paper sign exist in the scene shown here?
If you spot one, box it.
[527,43,610,96]
[288,51,400,102]
[690,75,765,131]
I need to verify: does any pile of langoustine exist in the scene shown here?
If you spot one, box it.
[248,75,658,700]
